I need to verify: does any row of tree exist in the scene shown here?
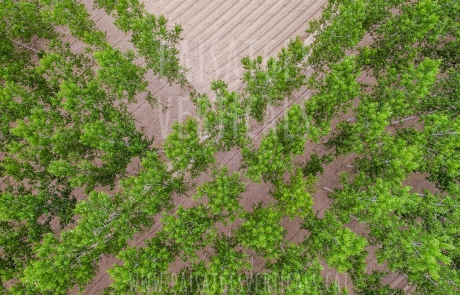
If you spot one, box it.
[308,0,460,293]
[1,0,185,292]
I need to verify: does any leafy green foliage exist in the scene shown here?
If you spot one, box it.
[364,0,444,72]
[304,211,367,272]
[307,0,366,69]
[242,129,291,183]
[1,0,56,41]
[0,191,52,282]
[331,173,460,292]
[243,104,310,183]
[94,0,186,84]
[190,235,250,295]
[22,192,140,294]
[305,56,361,138]
[17,151,176,293]
[272,169,315,218]
[119,151,182,215]
[265,244,348,295]
[194,167,245,223]
[93,48,148,101]
[242,37,308,122]
[419,113,460,192]
[194,80,249,151]
[275,104,310,155]
[106,237,177,295]
[237,204,285,259]
[39,0,107,47]
[164,117,216,177]
[302,154,333,176]
[159,205,216,261]
[351,271,405,295]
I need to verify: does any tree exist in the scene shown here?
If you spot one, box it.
[39,0,107,47]
[158,205,216,261]
[301,153,333,177]
[164,117,216,177]
[93,47,148,102]
[242,104,310,183]
[271,168,315,219]
[236,204,286,259]
[264,244,348,295]
[305,1,459,290]
[330,174,459,293]
[0,191,52,284]
[21,192,137,294]
[306,0,367,70]
[305,56,361,139]
[194,80,249,151]
[242,129,292,183]
[242,37,308,122]
[106,237,177,295]
[303,211,367,273]
[184,235,250,295]
[1,0,185,291]
[419,113,460,192]
[275,104,310,155]
[94,0,187,84]
[194,167,246,224]
[351,270,405,295]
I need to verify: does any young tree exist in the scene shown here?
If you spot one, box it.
[93,47,148,102]
[265,244,348,295]
[351,270,405,295]
[303,211,367,273]
[194,80,249,151]
[164,118,216,177]
[39,0,107,47]
[21,192,137,294]
[3,0,460,293]
[105,237,178,295]
[158,205,217,261]
[330,174,459,293]
[242,129,292,183]
[242,37,308,122]
[0,191,52,284]
[190,235,250,295]
[418,113,460,192]
[242,103,309,183]
[275,104,310,155]
[271,168,315,219]
[119,151,184,215]
[304,56,361,139]
[194,167,246,224]
[306,0,367,70]
[361,0,446,74]
[236,204,285,259]
[94,0,187,84]
[1,0,56,41]
[20,151,179,294]
[301,153,333,177]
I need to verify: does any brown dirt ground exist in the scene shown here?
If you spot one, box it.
[63,0,417,294]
